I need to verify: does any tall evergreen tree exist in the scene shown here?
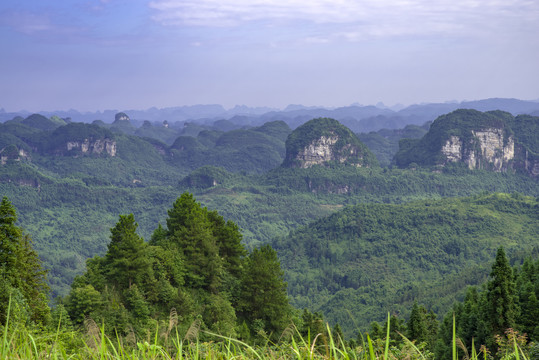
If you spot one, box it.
[486,247,517,336]
[0,197,49,325]
[516,257,539,341]
[164,193,222,291]
[238,244,290,338]
[207,209,246,278]
[103,214,152,290]
[407,301,427,343]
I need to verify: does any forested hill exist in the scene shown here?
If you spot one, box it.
[395,109,539,176]
[271,193,539,336]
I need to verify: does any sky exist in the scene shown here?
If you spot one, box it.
[0,0,538,112]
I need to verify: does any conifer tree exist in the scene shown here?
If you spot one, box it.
[104,214,151,290]
[486,247,517,336]
[0,196,49,325]
[238,244,290,338]
[407,301,427,343]
[516,257,539,341]
[207,209,246,278]
[165,193,222,290]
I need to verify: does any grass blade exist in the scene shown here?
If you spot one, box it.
[383,312,390,360]
[452,313,457,360]
[367,334,376,360]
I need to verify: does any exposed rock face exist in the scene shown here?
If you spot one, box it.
[440,128,515,171]
[396,109,538,177]
[114,112,130,122]
[294,134,367,168]
[65,139,117,157]
[472,129,514,170]
[282,118,378,168]
[441,136,463,163]
[296,135,338,168]
[520,146,539,177]
[0,146,30,165]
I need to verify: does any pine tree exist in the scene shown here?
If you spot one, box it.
[103,214,152,290]
[0,196,49,325]
[487,247,517,336]
[407,301,427,343]
[238,244,289,338]
[333,323,345,348]
[518,282,539,340]
[516,258,539,341]
[0,196,22,285]
[207,210,246,278]
[165,193,222,290]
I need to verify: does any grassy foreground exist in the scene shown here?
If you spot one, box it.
[2,308,532,360]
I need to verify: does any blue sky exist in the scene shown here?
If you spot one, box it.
[1,0,538,112]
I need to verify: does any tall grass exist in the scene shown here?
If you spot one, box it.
[1,303,532,359]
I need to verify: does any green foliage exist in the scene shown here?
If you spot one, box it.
[47,122,114,148]
[134,123,180,145]
[506,114,539,153]
[271,193,539,337]
[407,302,438,351]
[487,247,517,337]
[254,121,292,142]
[358,123,429,167]
[516,258,539,341]
[179,166,240,189]
[0,197,49,326]
[64,193,289,341]
[238,244,290,339]
[103,214,152,290]
[169,121,289,174]
[2,157,538,300]
[21,114,64,131]
[435,250,539,358]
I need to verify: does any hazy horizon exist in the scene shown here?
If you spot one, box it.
[1,0,538,113]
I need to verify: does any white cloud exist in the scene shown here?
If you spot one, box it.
[148,0,539,41]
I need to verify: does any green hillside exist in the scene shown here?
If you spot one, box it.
[169,121,291,174]
[271,193,539,336]
[358,123,429,167]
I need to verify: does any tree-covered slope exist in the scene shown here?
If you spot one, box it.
[358,123,429,167]
[169,121,291,174]
[2,162,538,298]
[271,193,539,336]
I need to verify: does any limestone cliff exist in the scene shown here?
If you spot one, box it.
[395,109,539,176]
[439,128,515,171]
[47,123,117,157]
[282,118,378,168]
[0,145,30,165]
[65,138,117,156]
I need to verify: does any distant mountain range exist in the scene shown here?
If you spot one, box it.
[2,98,539,133]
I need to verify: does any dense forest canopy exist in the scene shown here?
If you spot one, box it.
[1,195,539,359]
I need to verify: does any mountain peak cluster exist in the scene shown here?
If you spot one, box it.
[1,100,538,177]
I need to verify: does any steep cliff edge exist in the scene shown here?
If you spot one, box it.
[46,123,117,157]
[395,109,539,176]
[282,118,378,168]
